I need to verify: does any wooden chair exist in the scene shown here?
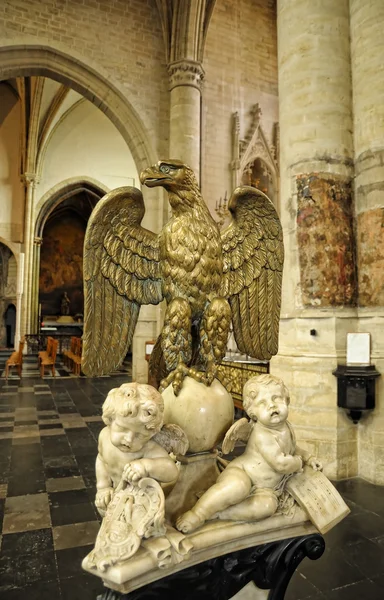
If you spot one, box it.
[5,338,25,380]
[72,338,83,376]
[63,336,77,369]
[38,336,54,367]
[40,338,58,378]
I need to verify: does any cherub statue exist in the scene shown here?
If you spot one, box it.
[177,374,322,533]
[95,382,188,517]
[86,382,190,571]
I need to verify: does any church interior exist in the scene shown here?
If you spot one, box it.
[0,0,383,598]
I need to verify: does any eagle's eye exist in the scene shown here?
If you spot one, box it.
[160,165,170,174]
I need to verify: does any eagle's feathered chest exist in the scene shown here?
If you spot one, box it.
[159,212,223,312]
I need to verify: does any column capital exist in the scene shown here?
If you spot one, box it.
[168,59,205,92]
[34,236,43,246]
[21,172,39,188]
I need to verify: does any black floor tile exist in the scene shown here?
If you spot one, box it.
[326,579,384,600]
[36,398,57,411]
[39,423,63,430]
[299,547,366,592]
[341,539,384,579]
[324,510,384,547]
[1,528,54,558]
[43,454,81,479]
[41,435,72,458]
[0,579,61,600]
[0,549,58,588]
[56,405,79,414]
[60,573,104,600]
[49,488,93,508]
[285,570,324,599]
[7,473,46,496]
[38,413,59,420]
[50,502,98,527]
[56,545,95,580]
[66,429,97,456]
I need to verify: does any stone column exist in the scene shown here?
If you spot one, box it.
[168,60,204,181]
[350,0,384,484]
[14,252,24,349]
[275,0,355,480]
[30,237,42,334]
[20,173,38,338]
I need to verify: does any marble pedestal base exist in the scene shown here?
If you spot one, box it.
[96,532,325,600]
[83,504,320,595]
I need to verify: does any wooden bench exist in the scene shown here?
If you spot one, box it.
[40,338,59,378]
[5,338,25,380]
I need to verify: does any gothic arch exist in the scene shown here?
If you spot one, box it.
[0,41,157,173]
[34,177,109,238]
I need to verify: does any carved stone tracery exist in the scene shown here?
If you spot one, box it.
[231,104,279,208]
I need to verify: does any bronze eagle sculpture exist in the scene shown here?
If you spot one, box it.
[82,160,284,394]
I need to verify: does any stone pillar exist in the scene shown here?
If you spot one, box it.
[350,0,384,484]
[20,173,38,338]
[168,60,204,181]
[14,252,24,349]
[30,237,42,334]
[275,0,356,480]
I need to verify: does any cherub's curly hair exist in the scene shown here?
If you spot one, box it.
[243,374,290,418]
[102,383,164,432]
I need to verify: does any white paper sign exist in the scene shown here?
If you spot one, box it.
[346,333,370,365]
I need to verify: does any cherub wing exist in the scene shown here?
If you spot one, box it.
[221,186,284,360]
[82,187,163,376]
[152,424,189,456]
[222,418,252,455]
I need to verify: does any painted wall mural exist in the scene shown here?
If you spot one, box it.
[39,213,85,316]
[358,207,384,306]
[296,174,357,307]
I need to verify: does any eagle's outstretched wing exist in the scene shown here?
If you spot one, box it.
[221,186,284,360]
[222,418,252,455]
[82,187,162,376]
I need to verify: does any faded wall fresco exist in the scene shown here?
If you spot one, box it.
[358,207,384,306]
[39,214,85,316]
[296,174,357,307]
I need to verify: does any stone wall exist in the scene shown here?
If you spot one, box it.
[203,0,278,213]
[0,0,170,158]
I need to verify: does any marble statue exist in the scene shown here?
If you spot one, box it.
[95,382,188,516]
[83,383,192,573]
[83,376,350,594]
[176,374,322,533]
[60,291,70,316]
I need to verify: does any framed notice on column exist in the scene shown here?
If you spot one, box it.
[346,333,370,366]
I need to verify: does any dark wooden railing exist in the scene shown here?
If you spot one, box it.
[25,333,82,355]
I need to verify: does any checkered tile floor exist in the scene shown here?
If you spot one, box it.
[1,372,384,599]
[0,373,131,600]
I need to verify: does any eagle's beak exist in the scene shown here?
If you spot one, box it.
[140,166,172,188]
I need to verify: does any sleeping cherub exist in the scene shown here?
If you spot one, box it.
[177,374,322,533]
[95,382,188,517]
